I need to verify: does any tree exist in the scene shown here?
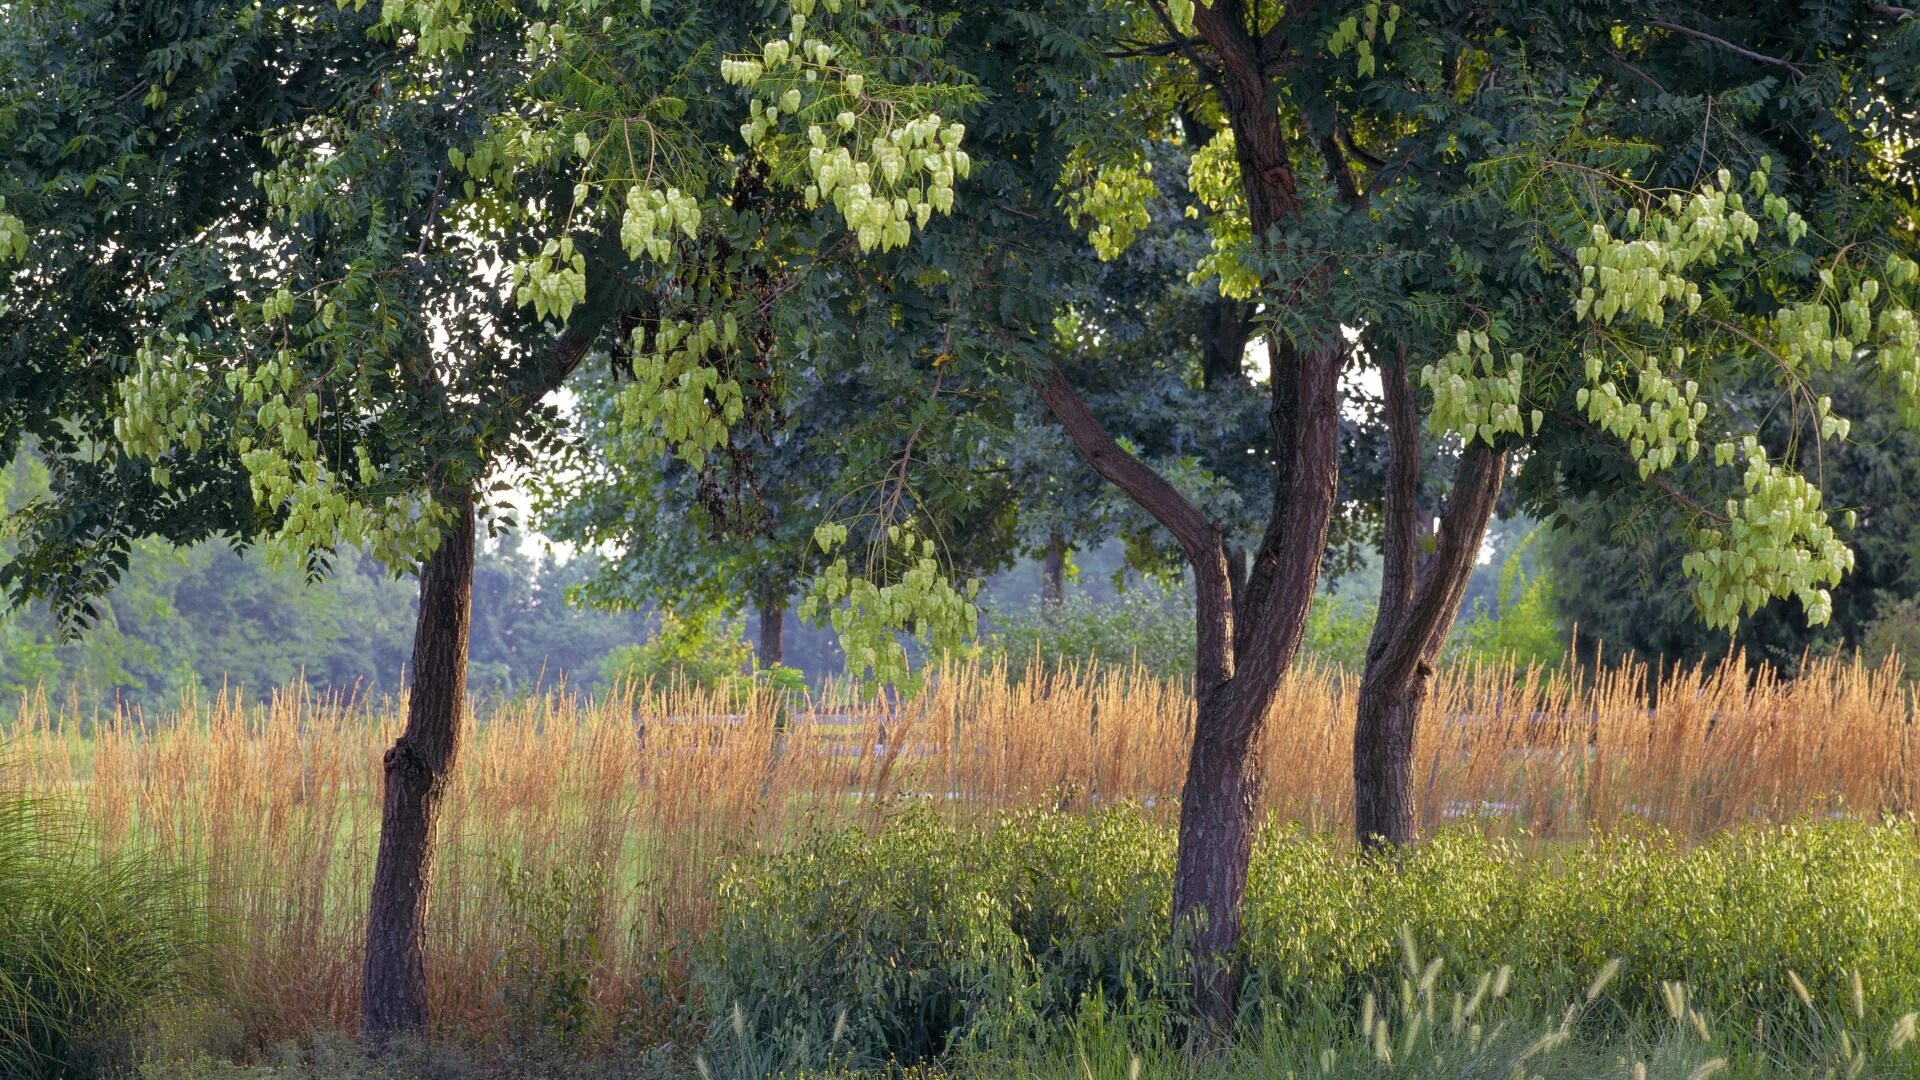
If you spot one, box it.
[541,358,1023,674]
[1546,362,1920,674]
[1,0,979,1038]
[1026,0,1920,1023]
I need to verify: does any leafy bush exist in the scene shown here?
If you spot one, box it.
[699,809,1037,1066]
[1863,593,1920,679]
[495,859,607,1048]
[704,809,1920,1073]
[984,579,1194,683]
[603,608,754,691]
[1448,527,1567,669]
[602,608,804,704]
[0,785,200,1079]
[1300,594,1375,670]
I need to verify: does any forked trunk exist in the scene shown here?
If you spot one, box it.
[362,488,476,1041]
[1355,360,1507,851]
[1353,671,1427,849]
[1035,337,1341,1032]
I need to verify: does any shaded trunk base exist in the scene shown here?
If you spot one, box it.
[1353,674,1427,850]
[1171,694,1261,1029]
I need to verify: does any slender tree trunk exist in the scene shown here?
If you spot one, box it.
[1041,530,1067,611]
[1037,343,1342,1030]
[362,488,475,1041]
[756,592,785,670]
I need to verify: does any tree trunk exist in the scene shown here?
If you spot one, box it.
[1037,336,1341,1031]
[1041,530,1067,610]
[1355,358,1507,851]
[1171,687,1263,1024]
[756,592,785,670]
[362,488,476,1042]
[1353,670,1427,848]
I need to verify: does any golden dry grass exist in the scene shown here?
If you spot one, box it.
[2,653,1912,1048]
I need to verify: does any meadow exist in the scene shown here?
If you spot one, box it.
[5,654,1920,1078]
[3,653,1920,1068]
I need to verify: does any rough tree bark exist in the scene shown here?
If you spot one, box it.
[1037,340,1340,1025]
[362,487,476,1041]
[1354,359,1507,848]
[359,295,611,1040]
[1029,0,1355,1027]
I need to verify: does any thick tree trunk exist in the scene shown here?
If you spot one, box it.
[362,488,476,1042]
[1353,671,1427,848]
[1041,530,1067,610]
[1171,687,1263,1023]
[756,592,785,670]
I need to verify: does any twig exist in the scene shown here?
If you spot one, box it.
[416,166,447,257]
[1648,20,1806,79]
[1106,36,1207,59]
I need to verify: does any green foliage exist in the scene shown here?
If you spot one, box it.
[1302,594,1377,671]
[801,521,982,690]
[983,578,1194,684]
[602,609,754,695]
[1448,528,1566,670]
[0,0,991,681]
[0,785,200,1079]
[1863,595,1920,679]
[495,859,607,1049]
[1544,356,1920,674]
[700,808,1039,1066]
[704,809,1920,1073]
[600,606,806,704]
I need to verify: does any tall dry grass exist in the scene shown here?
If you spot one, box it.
[2,652,1913,1049]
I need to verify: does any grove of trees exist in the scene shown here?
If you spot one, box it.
[3,0,1917,1042]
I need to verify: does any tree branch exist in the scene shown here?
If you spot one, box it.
[1035,363,1235,693]
[1106,36,1208,59]
[1141,0,1226,87]
[1367,444,1507,691]
[1312,123,1366,209]
[1647,19,1806,79]
[1035,366,1219,563]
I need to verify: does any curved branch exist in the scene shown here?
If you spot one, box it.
[1035,363,1235,693]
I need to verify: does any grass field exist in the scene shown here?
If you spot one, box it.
[4,653,1918,1076]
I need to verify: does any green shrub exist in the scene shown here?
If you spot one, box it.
[603,608,754,692]
[0,785,200,1079]
[703,809,1920,1070]
[982,810,1177,1018]
[984,580,1194,684]
[495,858,609,1048]
[1300,593,1376,670]
[699,809,1037,1067]
[1448,526,1567,670]
[602,608,804,705]
[1863,593,1920,679]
